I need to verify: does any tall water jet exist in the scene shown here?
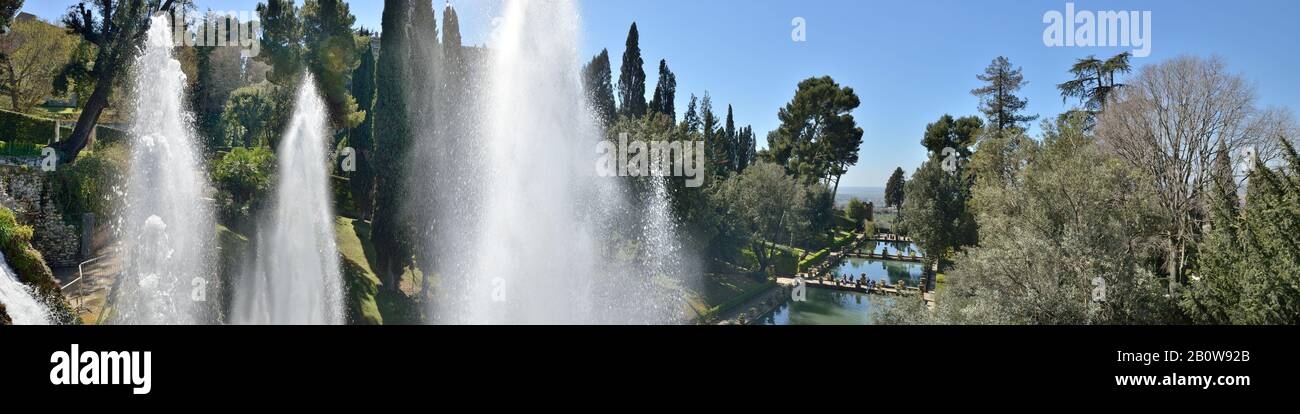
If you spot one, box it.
[427,0,690,324]
[232,76,343,325]
[115,15,216,324]
[0,252,52,325]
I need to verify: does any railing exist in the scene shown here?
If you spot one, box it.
[61,255,106,317]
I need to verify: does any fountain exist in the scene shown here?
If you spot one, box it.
[114,14,216,324]
[0,252,52,325]
[422,0,691,324]
[231,76,343,325]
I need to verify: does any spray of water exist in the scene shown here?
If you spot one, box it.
[421,0,691,324]
[114,14,216,325]
[232,76,343,325]
[0,252,52,325]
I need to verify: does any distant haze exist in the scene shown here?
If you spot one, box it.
[834,186,885,208]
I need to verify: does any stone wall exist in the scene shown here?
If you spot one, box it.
[0,166,82,267]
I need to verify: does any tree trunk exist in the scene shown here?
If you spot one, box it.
[751,241,769,274]
[5,70,22,112]
[830,172,842,202]
[1175,233,1185,294]
[54,77,113,161]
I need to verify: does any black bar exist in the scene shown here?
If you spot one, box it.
[0,326,1293,402]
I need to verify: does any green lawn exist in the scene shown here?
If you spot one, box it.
[334,217,423,325]
[334,217,383,324]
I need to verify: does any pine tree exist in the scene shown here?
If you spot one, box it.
[971,56,1037,131]
[257,0,304,87]
[1058,52,1132,113]
[617,22,646,118]
[302,0,362,129]
[769,76,863,191]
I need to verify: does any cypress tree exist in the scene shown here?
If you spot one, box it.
[371,0,415,290]
[349,39,377,219]
[442,3,465,89]
[681,94,700,133]
[648,59,676,122]
[724,105,737,171]
[617,22,646,118]
[581,50,616,125]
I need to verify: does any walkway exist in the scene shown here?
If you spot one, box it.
[777,277,936,307]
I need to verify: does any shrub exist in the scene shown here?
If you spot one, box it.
[94,126,128,148]
[51,144,128,227]
[210,146,276,230]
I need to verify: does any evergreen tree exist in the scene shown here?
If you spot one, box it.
[648,59,676,122]
[190,12,218,145]
[725,105,737,171]
[700,92,729,179]
[408,0,438,101]
[581,49,616,125]
[302,0,362,129]
[735,126,755,172]
[745,127,757,172]
[371,0,415,291]
[885,167,906,208]
[617,22,646,118]
[442,3,466,103]
[971,56,1037,131]
[256,0,303,87]
[1058,52,1132,113]
[921,114,983,156]
[1184,137,1300,324]
[768,76,863,196]
[442,3,462,66]
[681,94,700,133]
[348,39,377,219]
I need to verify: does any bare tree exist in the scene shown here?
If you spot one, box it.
[1097,55,1294,290]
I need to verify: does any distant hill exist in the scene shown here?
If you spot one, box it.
[834,186,885,208]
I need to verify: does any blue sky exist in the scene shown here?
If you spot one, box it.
[18,0,1300,187]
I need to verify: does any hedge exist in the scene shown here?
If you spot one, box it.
[699,281,778,323]
[797,233,857,270]
[0,110,127,149]
[0,110,66,145]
